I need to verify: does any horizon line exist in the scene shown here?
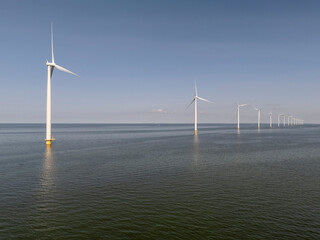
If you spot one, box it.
[0,122,312,125]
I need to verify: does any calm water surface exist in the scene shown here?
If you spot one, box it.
[0,124,320,239]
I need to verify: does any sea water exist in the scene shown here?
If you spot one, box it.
[0,124,319,239]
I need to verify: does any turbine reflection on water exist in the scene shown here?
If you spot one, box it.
[40,146,55,197]
[192,134,200,165]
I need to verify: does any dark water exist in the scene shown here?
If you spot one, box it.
[0,123,320,239]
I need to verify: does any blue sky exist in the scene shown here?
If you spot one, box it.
[0,0,320,123]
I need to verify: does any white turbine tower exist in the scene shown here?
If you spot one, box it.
[269,111,272,128]
[236,103,248,131]
[278,113,283,127]
[292,116,295,126]
[186,81,212,135]
[254,107,262,129]
[45,24,79,145]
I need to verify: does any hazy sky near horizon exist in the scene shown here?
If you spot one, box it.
[1,0,320,123]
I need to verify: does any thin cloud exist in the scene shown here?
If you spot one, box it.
[151,108,167,113]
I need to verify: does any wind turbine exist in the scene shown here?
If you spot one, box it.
[269,111,272,128]
[292,116,294,126]
[236,103,248,131]
[278,113,283,127]
[254,107,262,129]
[45,24,79,145]
[186,81,212,135]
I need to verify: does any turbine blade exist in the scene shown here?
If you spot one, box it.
[239,104,248,107]
[197,97,213,103]
[195,80,197,96]
[186,98,195,110]
[54,64,79,77]
[50,66,54,78]
[51,23,54,63]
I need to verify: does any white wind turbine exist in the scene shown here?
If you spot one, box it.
[45,24,79,145]
[300,119,303,125]
[300,119,304,125]
[269,111,272,128]
[236,103,248,131]
[186,81,213,135]
[278,113,283,127]
[254,107,262,129]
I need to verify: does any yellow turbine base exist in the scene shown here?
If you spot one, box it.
[45,138,55,145]
[194,130,198,135]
